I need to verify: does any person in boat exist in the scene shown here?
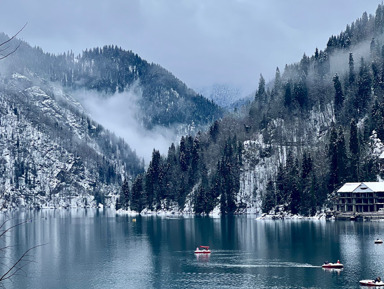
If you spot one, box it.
[337,260,340,264]
[324,261,329,264]
[375,277,381,283]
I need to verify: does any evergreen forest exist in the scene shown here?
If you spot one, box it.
[118,5,384,215]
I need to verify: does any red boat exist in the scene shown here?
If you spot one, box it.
[194,246,211,254]
[322,261,343,269]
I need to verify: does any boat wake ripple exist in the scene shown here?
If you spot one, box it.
[206,262,321,269]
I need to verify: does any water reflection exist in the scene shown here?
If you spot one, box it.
[322,268,343,275]
[195,253,211,262]
[3,211,384,288]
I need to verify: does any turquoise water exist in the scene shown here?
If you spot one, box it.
[3,210,384,288]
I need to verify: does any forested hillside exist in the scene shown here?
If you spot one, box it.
[1,42,222,131]
[0,71,144,210]
[119,4,384,215]
[0,29,226,210]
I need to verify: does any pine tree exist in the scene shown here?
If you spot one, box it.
[194,162,210,214]
[145,149,162,210]
[309,174,319,215]
[371,100,384,139]
[119,179,130,209]
[289,157,300,215]
[190,137,200,185]
[349,52,355,85]
[301,152,313,180]
[165,143,178,202]
[349,119,359,181]
[328,124,339,192]
[356,57,372,116]
[179,136,188,172]
[336,126,348,184]
[209,121,220,143]
[255,74,266,102]
[300,54,310,75]
[333,74,344,119]
[219,138,240,214]
[283,82,292,107]
[276,163,288,205]
[131,174,145,212]
[274,67,282,91]
[299,152,313,216]
[262,179,276,213]
[293,77,308,109]
[177,175,187,209]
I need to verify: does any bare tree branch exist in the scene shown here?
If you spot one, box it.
[0,23,27,60]
[0,244,45,282]
[0,219,31,239]
[0,23,37,286]
[0,218,45,285]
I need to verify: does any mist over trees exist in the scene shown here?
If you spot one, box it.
[0,29,226,209]
[2,5,384,215]
[0,67,144,209]
[119,3,384,215]
[1,42,222,131]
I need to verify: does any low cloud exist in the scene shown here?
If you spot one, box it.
[74,87,178,164]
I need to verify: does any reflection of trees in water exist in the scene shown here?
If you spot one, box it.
[0,218,44,286]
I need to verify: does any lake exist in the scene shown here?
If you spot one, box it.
[2,209,384,289]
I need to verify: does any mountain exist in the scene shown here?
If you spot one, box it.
[0,33,226,210]
[196,84,249,110]
[0,70,144,210]
[1,42,223,132]
[120,4,384,216]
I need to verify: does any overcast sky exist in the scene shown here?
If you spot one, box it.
[1,1,383,95]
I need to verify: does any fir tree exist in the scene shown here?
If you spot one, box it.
[328,124,339,192]
[333,74,344,119]
[293,77,308,109]
[131,174,145,212]
[255,74,266,102]
[119,179,130,209]
[349,52,355,85]
[349,119,359,181]
[274,67,282,91]
[145,149,162,210]
[283,82,292,107]
[336,126,348,184]
[356,57,372,116]
[262,179,276,213]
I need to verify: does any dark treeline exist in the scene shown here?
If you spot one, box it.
[117,131,243,214]
[119,4,384,215]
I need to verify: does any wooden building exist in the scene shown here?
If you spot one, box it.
[336,182,384,213]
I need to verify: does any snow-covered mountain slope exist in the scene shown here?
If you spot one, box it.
[239,104,335,213]
[0,72,143,210]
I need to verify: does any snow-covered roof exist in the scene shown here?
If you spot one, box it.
[337,182,384,193]
[337,183,360,192]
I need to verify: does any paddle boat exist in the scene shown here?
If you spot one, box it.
[322,260,343,269]
[359,279,384,286]
[374,238,383,244]
[194,246,211,254]
[322,267,343,274]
